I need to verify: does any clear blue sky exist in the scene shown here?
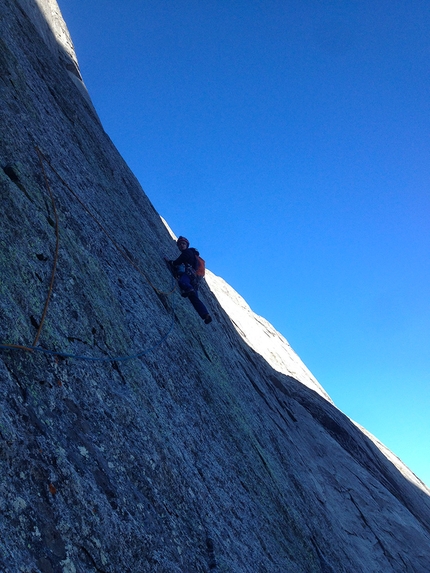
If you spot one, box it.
[58,0,430,487]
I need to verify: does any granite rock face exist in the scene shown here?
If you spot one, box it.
[1,1,429,572]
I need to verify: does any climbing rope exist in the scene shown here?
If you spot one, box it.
[0,289,176,363]
[0,147,178,362]
[35,147,176,296]
[33,146,60,347]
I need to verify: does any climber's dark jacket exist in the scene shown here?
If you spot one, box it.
[172,247,200,271]
[170,247,209,320]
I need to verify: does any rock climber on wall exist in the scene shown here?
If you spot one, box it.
[166,236,212,324]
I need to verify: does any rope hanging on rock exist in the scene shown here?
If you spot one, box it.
[0,296,176,362]
[0,146,177,362]
[33,146,60,347]
[35,147,176,296]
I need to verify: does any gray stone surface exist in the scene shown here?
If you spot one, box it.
[1,1,429,571]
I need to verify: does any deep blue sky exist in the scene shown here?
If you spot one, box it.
[58,0,430,486]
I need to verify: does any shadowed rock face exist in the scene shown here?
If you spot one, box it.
[1,1,429,572]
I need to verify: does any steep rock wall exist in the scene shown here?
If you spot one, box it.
[1,1,430,572]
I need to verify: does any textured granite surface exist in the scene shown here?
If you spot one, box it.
[1,1,429,571]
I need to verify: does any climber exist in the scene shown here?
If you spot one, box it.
[166,236,212,324]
